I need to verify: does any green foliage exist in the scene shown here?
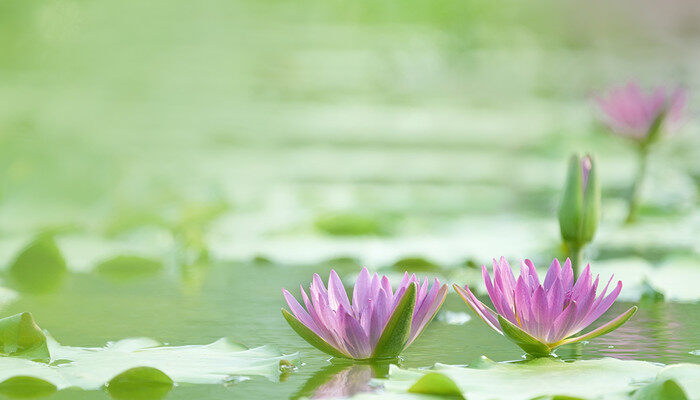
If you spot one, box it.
[391,257,442,272]
[498,315,552,357]
[632,379,688,400]
[95,255,163,281]
[0,313,49,362]
[377,357,668,400]
[107,367,174,400]
[315,213,389,236]
[9,236,67,294]
[282,309,349,359]
[371,283,416,360]
[408,372,464,398]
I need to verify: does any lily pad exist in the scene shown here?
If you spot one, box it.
[314,213,390,236]
[0,313,49,362]
[0,336,298,393]
[95,255,164,281]
[376,357,665,400]
[8,236,67,294]
[654,364,700,399]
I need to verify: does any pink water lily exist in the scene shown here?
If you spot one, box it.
[282,268,448,360]
[454,257,637,356]
[595,82,686,143]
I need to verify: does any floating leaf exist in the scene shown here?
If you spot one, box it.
[391,257,442,272]
[8,236,66,294]
[106,367,173,400]
[632,379,688,400]
[408,372,464,398]
[655,364,700,399]
[0,313,49,362]
[377,357,664,400]
[314,213,389,236]
[0,375,57,399]
[0,336,298,394]
[95,255,163,282]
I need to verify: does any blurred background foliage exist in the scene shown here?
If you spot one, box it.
[0,0,697,274]
[0,1,698,398]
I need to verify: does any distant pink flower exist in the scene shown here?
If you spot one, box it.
[596,82,687,142]
[283,268,448,360]
[454,257,637,356]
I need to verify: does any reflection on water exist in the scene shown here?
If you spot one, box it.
[1,263,698,400]
[558,302,695,363]
[292,362,390,399]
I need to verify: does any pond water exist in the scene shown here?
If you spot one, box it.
[4,261,698,399]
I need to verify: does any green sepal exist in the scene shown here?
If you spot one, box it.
[643,109,667,148]
[371,283,417,360]
[409,372,465,398]
[555,306,637,347]
[558,155,584,243]
[498,315,552,357]
[281,309,348,359]
[0,312,50,362]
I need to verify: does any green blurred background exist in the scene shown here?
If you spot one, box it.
[0,0,698,398]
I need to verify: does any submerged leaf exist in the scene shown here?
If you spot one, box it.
[0,313,49,362]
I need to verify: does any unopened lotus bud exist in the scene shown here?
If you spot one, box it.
[558,154,600,245]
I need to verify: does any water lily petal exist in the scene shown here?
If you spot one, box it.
[453,284,501,333]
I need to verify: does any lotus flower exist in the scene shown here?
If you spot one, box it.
[282,268,448,360]
[454,257,637,357]
[596,82,687,144]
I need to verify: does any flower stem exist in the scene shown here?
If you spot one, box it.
[568,242,583,280]
[625,146,649,224]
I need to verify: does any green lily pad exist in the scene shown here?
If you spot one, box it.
[655,364,700,399]
[314,213,390,236]
[391,257,442,272]
[0,336,298,393]
[632,379,688,400]
[95,255,164,281]
[0,313,49,362]
[8,236,67,294]
[408,372,464,398]
[106,366,174,400]
[376,357,665,400]
[0,375,58,399]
